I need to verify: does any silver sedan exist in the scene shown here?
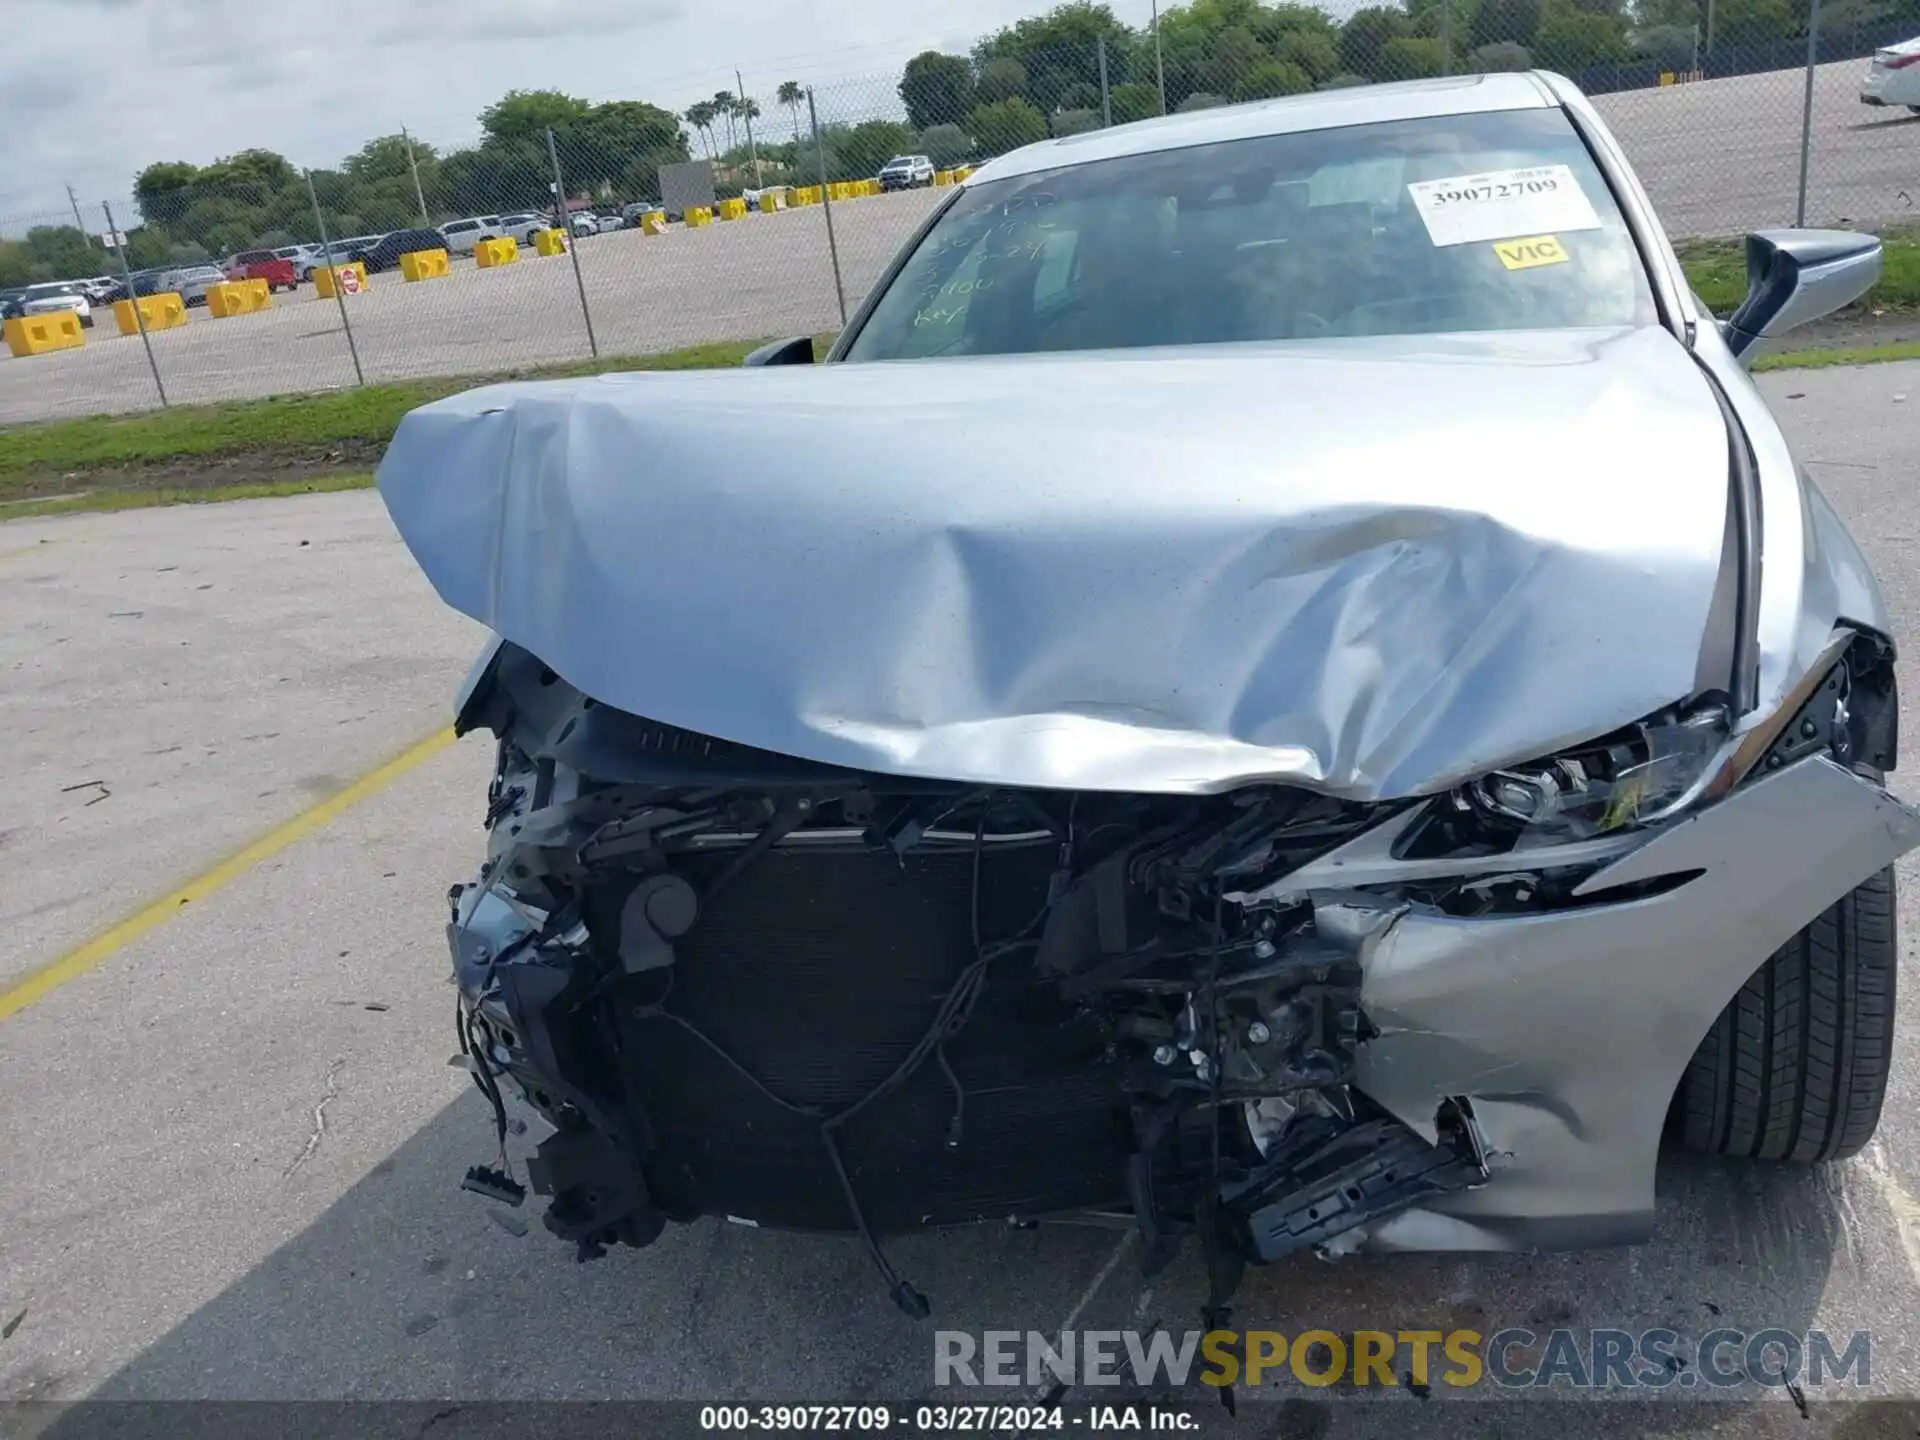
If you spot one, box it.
[377,73,1913,1322]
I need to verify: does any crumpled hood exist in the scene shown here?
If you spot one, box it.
[377,326,1731,799]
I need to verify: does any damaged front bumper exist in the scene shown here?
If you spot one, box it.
[1290,755,1920,1252]
[440,641,1920,1307]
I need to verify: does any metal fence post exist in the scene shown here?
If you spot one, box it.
[546,127,600,360]
[1151,0,1168,113]
[101,200,167,408]
[1098,37,1113,126]
[1796,0,1823,226]
[1441,0,1452,75]
[809,87,849,329]
[305,170,365,387]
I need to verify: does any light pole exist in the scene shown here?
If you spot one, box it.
[1151,0,1167,114]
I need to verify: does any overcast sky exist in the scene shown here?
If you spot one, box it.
[5,0,1164,223]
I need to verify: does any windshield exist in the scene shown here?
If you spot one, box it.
[843,107,1654,362]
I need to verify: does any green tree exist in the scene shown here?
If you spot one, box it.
[684,101,719,157]
[918,122,975,166]
[900,51,976,129]
[1631,25,1693,62]
[0,242,32,287]
[967,97,1049,154]
[1318,72,1373,87]
[1110,81,1161,121]
[1713,0,1794,42]
[974,1,1137,104]
[830,119,917,178]
[1470,39,1534,67]
[480,89,592,145]
[565,100,688,190]
[978,55,1031,101]
[123,228,175,269]
[1052,107,1104,134]
[1206,25,1267,92]
[1176,90,1229,109]
[1380,35,1448,74]
[1532,5,1630,69]
[133,161,199,221]
[1233,59,1314,98]
[1273,29,1340,80]
[777,80,806,141]
[1340,7,1412,77]
[1470,0,1543,48]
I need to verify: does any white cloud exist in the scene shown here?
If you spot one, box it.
[0,0,1164,220]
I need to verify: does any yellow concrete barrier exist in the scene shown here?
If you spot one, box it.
[934,170,955,187]
[685,206,714,228]
[640,211,668,235]
[532,228,569,257]
[312,263,367,299]
[399,248,450,281]
[111,293,187,336]
[758,193,781,214]
[207,278,272,317]
[475,236,520,268]
[717,197,748,221]
[3,312,84,357]
[952,166,975,183]
[787,186,817,207]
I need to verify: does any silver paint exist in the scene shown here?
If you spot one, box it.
[378,325,1731,799]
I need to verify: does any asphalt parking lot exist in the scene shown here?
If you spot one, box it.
[4,361,1920,1438]
[1,58,1916,426]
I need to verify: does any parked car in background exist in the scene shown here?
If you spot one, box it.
[1859,36,1920,109]
[0,288,26,320]
[156,265,229,307]
[878,153,936,190]
[566,212,601,237]
[619,201,664,227]
[16,281,93,327]
[347,227,452,274]
[496,213,549,245]
[317,236,385,267]
[101,269,166,303]
[273,244,322,281]
[438,216,500,255]
[77,276,120,306]
[225,248,300,292]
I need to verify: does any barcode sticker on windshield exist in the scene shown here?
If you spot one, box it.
[1407,165,1602,247]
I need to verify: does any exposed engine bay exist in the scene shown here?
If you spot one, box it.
[443,636,1899,1316]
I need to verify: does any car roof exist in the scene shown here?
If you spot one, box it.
[965,72,1560,185]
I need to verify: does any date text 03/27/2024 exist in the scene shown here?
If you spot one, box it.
[698,1405,1196,1432]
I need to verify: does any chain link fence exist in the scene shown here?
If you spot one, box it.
[2,3,1915,424]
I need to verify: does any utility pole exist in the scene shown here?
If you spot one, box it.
[402,125,430,225]
[67,185,95,247]
[737,68,764,190]
[1150,0,1167,114]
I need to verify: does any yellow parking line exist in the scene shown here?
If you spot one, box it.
[0,726,460,1022]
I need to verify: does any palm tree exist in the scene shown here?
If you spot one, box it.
[683,100,717,157]
[777,80,804,143]
[713,90,738,153]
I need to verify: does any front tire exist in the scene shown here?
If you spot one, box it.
[1675,866,1896,1162]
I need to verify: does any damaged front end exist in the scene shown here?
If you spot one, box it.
[445,633,1917,1314]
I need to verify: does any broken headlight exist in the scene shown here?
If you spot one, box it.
[1408,700,1732,856]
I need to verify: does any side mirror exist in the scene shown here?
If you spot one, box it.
[742,336,816,367]
[1724,229,1881,365]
